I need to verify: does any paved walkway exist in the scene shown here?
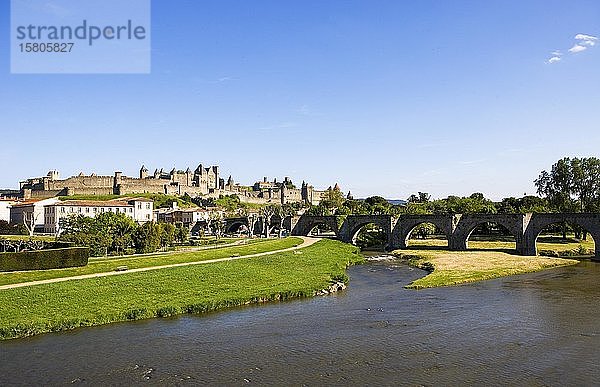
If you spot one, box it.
[0,237,319,291]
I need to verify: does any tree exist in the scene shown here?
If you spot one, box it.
[260,205,277,238]
[22,209,40,237]
[274,204,296,237]
[535,157,600,239]
[535,158,578,213]
[497,196,549,214]
[60,214,111,256]
[408,192,431,204]
[102,213,137,255]
[159,223,176,249]
[246,213,259,237]
[133,222,162,254]
[320,186,345,214]
[207,212,224,239]
[174,222,189,243]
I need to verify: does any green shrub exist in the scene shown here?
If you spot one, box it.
[156,306,179,317]
[0,247,89,272]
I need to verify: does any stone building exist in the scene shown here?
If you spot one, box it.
[0,199,19,223]
[154,203,224,228]
[43,198,154,234]
[18,166,331,207]
[246,177,325,206]
[10,198,61,233]
[20,164,221,199]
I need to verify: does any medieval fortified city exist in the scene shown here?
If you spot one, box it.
[2,1,600,385]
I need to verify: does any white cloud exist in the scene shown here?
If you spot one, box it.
[548,33,597,62]
[569,44,587,53]
[547,56,561,64]
[575,33,598,42]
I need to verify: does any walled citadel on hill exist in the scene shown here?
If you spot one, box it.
[18,164,328,206]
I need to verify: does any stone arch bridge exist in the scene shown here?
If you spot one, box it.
[289,213,600,259]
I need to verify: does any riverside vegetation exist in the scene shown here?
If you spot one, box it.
[394,237,585,289]
[0,239,362,340]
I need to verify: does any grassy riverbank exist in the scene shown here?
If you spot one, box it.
[0,239,362,340]
[407,235,595,256]
[0,238,301,287]
[394,247,579,289]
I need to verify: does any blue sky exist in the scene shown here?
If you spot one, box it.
[1,0,599,200]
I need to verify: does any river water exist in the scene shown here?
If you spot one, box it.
[2,257,600,385]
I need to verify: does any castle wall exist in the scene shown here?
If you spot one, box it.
[67,187,114,196]
[118,184,165,195]
[282,188,303,204]
[30,189,66,198]
[19,167,327,206]
[180,186,209,197]
[46,176,114,191]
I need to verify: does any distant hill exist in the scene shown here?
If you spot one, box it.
[356,198,407,206]
[386,199,407,206]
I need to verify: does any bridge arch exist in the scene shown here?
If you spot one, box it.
[338,215,392,247]
[451,214,524,252]
[524,214,600,259]
[226,220,248,234]
[404,221,450,248]
[391,215,455,250]
[291,215,339,237]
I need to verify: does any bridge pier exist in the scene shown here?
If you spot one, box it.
[448,235,467,251]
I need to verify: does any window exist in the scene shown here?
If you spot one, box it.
[61,207,65,213]
[138,203,142,209]
[146,214,150,220]
[146,203,151,209]
[129,208,133,213]
[93,207,97,213]
[86,208,90,213]
[78,207,82,213]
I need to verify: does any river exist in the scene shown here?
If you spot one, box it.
[1,257,600,385]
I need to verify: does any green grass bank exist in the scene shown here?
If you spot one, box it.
[0,239,362,340]
[0,238,301,287]
[394,240,580,289]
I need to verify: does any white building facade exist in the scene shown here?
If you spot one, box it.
[0,199,19,223]
[10,198,60,233]
[44,198,154,234]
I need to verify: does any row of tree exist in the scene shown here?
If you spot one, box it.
[59,212,188,256]
[306,188,512,216]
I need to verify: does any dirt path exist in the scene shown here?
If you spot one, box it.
[0,237,319,291]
